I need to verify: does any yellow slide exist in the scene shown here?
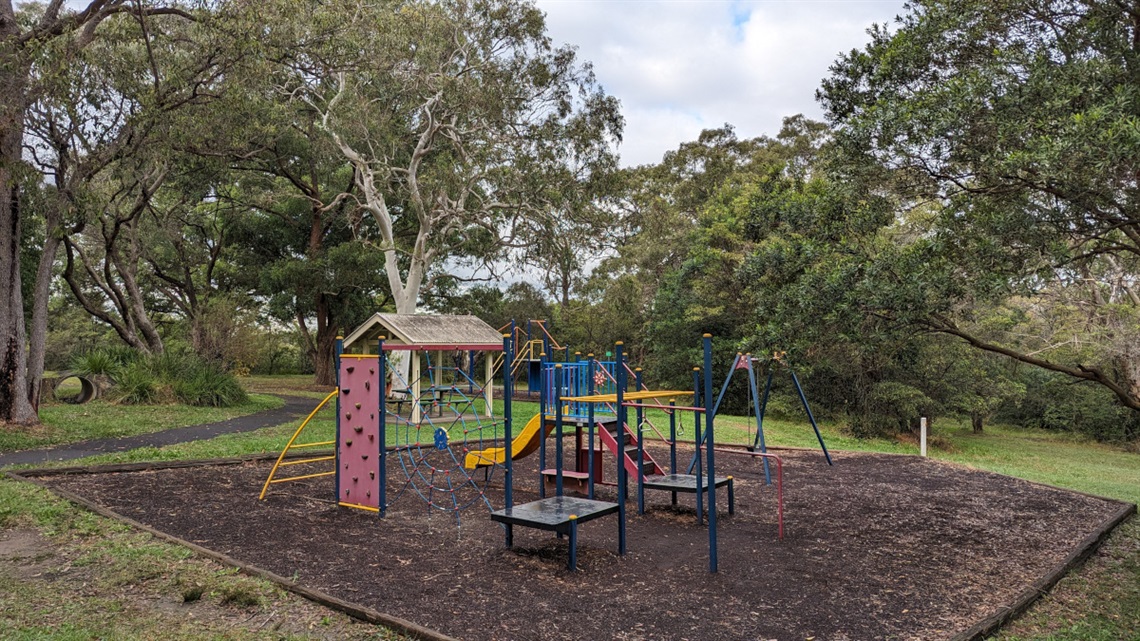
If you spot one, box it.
[463,414,551,469]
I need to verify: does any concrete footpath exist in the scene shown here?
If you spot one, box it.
[0,395,317,468]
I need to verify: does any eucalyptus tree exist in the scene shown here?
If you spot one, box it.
[1,0,199,422]
[34,3,233,360]
[283,0,622,317]
[255,0,620,384]
[185,9,393,385]
[819,0,1140,410]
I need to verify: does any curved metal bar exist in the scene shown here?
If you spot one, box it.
[258,389,338,500]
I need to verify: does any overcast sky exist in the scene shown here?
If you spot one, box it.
[534,0,907,167]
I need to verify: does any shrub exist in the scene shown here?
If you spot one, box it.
[849,381,934,438]
[171,362,248,407]
[998,369,1140,443]
[112,361,159,404]
[73,348,248,408]
[69,346,141,378]
[147,351,193,387]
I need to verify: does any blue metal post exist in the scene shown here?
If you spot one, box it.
[587,353,596,500]
[669,399,677,507]
[703,334,718,573]
[334,337,343,506]
[538,348,548,498]
[712,353,742,416]
[541,326,550,368]
[745,355,772,484]
[697,330,715,570]
[567,518,578,570]
[753,367,774,451]
[554,364,564,497]
[686,352,739,475]
[376,337,387,517]
[669,400,677,475]
[615,342,627,555]
[791,369,833,465]
[503,334,514,511]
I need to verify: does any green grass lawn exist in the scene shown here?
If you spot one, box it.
[241,375,335,398]
[0,473,406,640]
[0,395,284,454]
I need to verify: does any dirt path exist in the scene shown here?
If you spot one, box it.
[0,395,315,468]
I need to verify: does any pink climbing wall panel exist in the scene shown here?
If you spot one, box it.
[338,358,381,509]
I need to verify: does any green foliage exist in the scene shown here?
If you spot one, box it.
[68,346,140,378]
[640,119,841,401]
[110,360,160,405]
[818,0,1140,411]
[67,348,248,407]
[170,362,248,408]
[43,299,119,372]
[855,381,932,437]
[1000,369,1140,443]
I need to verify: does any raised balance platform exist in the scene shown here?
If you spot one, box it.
[490,496,622,570]
[642,473,735,517]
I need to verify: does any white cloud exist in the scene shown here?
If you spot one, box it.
[536,0,907,166]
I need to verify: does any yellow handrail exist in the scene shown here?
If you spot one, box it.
[258,389,338,500]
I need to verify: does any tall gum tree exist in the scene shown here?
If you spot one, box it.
[285,0,622,321]
[0,0,193,424]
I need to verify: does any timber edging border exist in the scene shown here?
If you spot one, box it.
[948,500,1136,641]
[3,465,459,641]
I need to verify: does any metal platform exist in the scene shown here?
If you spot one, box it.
[490,496,622,570]
[642,473,735,515]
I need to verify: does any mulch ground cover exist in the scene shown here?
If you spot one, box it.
[40,445,1128,641]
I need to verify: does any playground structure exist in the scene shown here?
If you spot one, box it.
[40,372,99,405]
[686,351,833,484]
[493,319,571,396]
[261,315,811,572]
[486,336,737,571]
[260,314,507,526]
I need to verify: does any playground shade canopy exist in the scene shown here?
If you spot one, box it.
[341,313,504,353]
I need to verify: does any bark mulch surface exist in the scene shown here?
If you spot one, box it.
[42,447,1126,641]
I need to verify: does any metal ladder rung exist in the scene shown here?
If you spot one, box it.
[279,455,335,467]
[288,440,334,449]
[269,470,336,484]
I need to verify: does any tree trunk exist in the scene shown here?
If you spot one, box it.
[313,329,337,387]
[383,285,421,399]
[26,210,63,412]
[560,270,571,309]
[312,294,337,387]
[1118,351,1140,411]
[0,36,37,424]
[971,412,984,434]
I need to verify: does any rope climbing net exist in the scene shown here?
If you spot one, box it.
[382,354,503,528]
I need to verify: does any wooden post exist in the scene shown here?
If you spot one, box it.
[920,416,928,457]
[411,351,422,425]
[485,349,494,418]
